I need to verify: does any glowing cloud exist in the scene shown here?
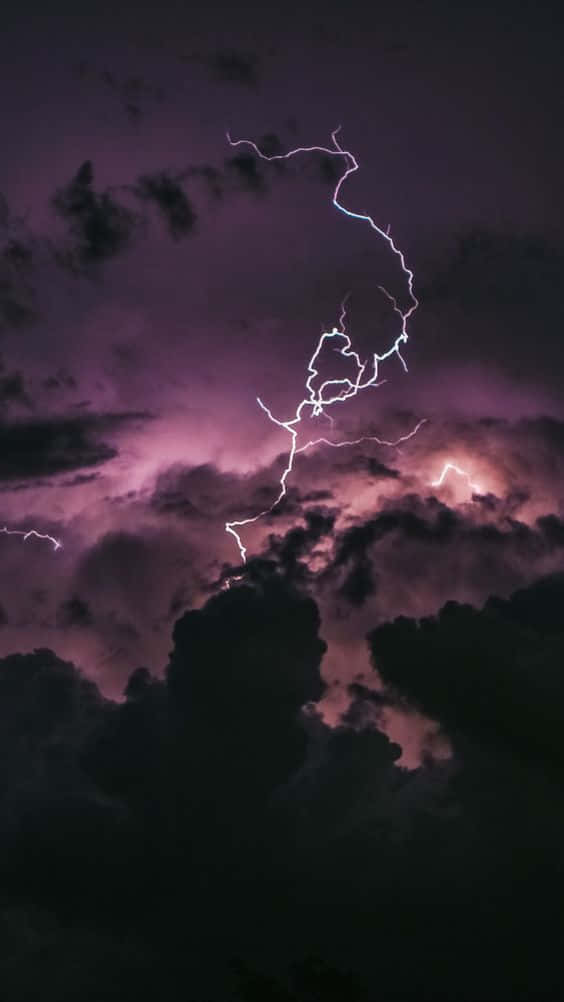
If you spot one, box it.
[431,462,483,496]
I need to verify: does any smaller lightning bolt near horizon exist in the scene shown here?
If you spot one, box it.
[225,128,423,563]
[431,462,483,496]
[1,526,62,551]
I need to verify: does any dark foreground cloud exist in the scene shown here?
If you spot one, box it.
[370,570,564,769]
[1,569,564,999]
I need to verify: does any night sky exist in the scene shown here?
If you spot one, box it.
[2,1,564,998]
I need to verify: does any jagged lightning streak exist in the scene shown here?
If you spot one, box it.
[1,526,62,551]
[225,128,422,563]
[431,462,483,495]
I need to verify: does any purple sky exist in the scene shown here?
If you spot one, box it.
[1,0,563,762]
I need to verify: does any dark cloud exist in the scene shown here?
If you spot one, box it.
[151,461,239,518]
[42,369,77,393]
[0,411,149,481]
[104,71,166,122]
[3,239,33,270]
[485,570,564,637]
[65,526,205,690]
[151,459,309,528]
[297,488,334,503]
[222,133,341,197]
[351,454,400,479]
[305,152,345,186]
[0,5,562,996]
[0,647,108,838]
[60,471,101,487]
[0,286,35,328]
[253,132,285,157]
[1,570,564,997]
[73,61,166,122]
[167,578,327,806]
[0,367,32,411]
[0,648,144,952]
[183,162,224,200]
[133,172,196,239]
[56,595,93,629]
[225,151,268,195]
[369,571,564,768]
[210,49,260,88]
[0,232,36,329]
[424,227,564,311]
[166,130,342,206]
[264,507,337,583]
[323,492,564,612]
[52,161,138,271]
[338,555,376,606]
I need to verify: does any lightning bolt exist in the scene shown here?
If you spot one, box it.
[225,128,422,563]
[431,462,483,495]
[0,526,62,551]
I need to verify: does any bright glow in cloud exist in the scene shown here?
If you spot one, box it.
[431,462,483,496]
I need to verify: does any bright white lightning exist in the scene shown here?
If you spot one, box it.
[0,526,62,551]
[431,462,483,496]
[225,129,422,563]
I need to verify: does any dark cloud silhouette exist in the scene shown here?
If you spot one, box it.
[165,579,327,835]
[42,369,77,393]
[73,61,166,123]
[151,461,241,518]
[0,411,149,481]
[338,554,376,606]
[174,130,345,204]
[0,648,110,884]
[0,286,35,328]
[3,239,33,270]
[323,493,564,611]
[184,162,224,200]
[0,234,36,329]
[0,368,32,411]
[485,570,564,638]
[304,152,345,186]
[244,507,337,588]
[369,571,564,768]
[222,132,342,197]
[133,172,196,238]
[225,151,268,194]
[210,49,260,88]
[1,569,564,998]
[297,488,334,503]
[150,458,315,530]
[254,132,285,157]
[52,161,138,271]
[56,595,93,628]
